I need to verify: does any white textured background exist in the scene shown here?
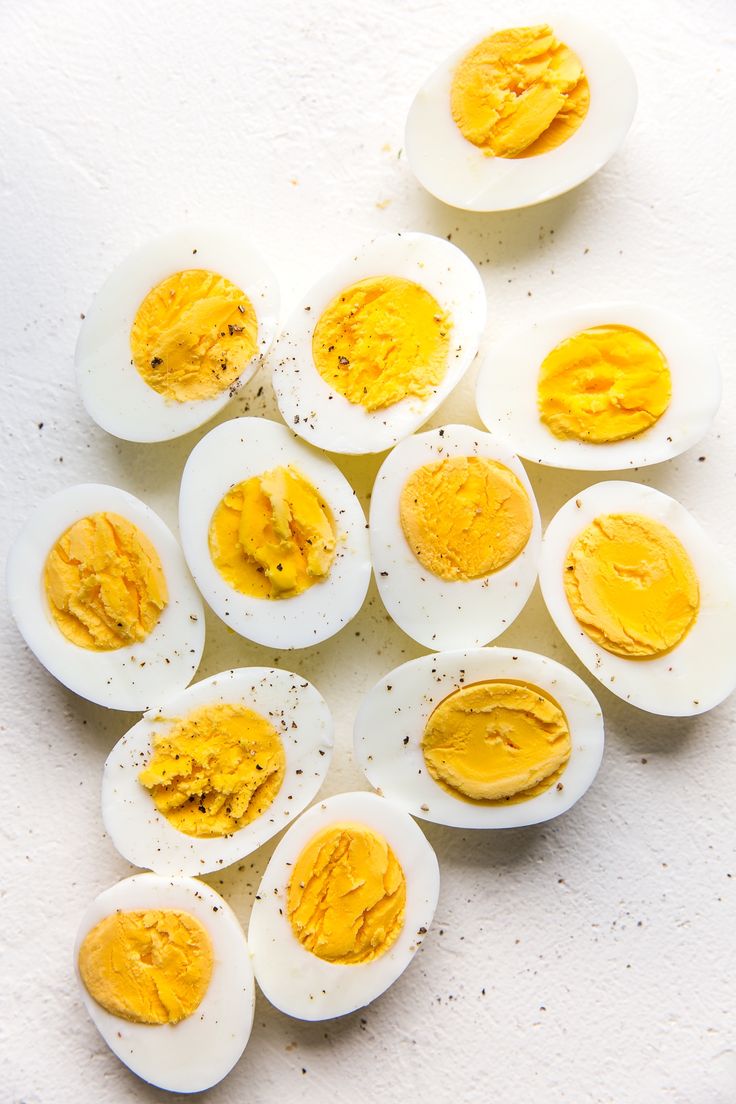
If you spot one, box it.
[1,1,735,1101]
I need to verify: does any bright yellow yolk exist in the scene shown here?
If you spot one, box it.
[138,703,285,837]
[312,275,452,411]
[564,513,700,658]
[451,24,589,159]
[44,512,168,651]
[287,824,406,964]
[208,465,336,600]
[130,269,258,403]
[78,910,213,1025]
[400,456,533,580]
[538,325,672,443]
[422,680,571,802]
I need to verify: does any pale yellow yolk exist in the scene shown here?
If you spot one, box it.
[287,824,406,964]
[44,512,168,651]
[400,456,533,580]
[138,703,285,837]
[130,269,258,403]
[422,680,571,802]
[451,24,589,159]
[78,910,213,1025]
[208,465,336,600]
[538,325,672,443]
[312,275,452,411]
[564,513,700,658]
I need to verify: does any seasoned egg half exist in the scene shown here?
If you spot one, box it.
[248,791,439,1020]
[74,873,254,1093]
[75,226,279,442]
[476,303,721,470]
[6,483,204,710]
[539,482,736,715]
[406,18,637,211]
[102,667,334,876]
[272,232,486,454]
[354,648,603,829]
[178,417,370,648]
[370,424,541,649]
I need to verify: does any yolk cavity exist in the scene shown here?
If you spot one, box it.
[400,456,533,580]
[538,325,672,443]
[287,823,406,964]
[138,703,285,837]
[130,269,258,403]
[44,512,168,651]
[312,275,451,411]
[451,24,589,159]
[208,465,336,600]
[422,680,571,802]
[564,513,700,658]
[78,910,213,1025]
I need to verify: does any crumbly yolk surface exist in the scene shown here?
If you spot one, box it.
[78,910,213,1025]
[564,513,700,658]
[287,823,406,964]
[44,512,168,651]
[130,268,258,403]
[400,456,533,580]
[451,24,589,159]
[312,275,452,411]
[538,325,672,443]
[422,680,571,802]
[208,465,336,600]
[138,703,285,837]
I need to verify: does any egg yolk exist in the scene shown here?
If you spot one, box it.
[400,456,533,580]
[287,823,406,964]
[78,910,213,1025]
[138,703,285,837]
[208,465,336,599]
[312,275,452,411]
[44,512,168,651]
[422,680,571,802]
[564,513,700,658]
[451,24,589,159]
[130,269,258,403]
[538,325,672,443]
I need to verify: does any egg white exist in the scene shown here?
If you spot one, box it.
[370,424,542,649]
[248,791,440,1021]
[6,483,204,711]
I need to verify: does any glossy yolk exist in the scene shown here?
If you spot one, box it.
[312,275,451,411]
[208,465,336,599]
[451,24,589,159]
[287,823,406,964]
[422,680,571,802]
[130,269,258,403]
[78,910,213,1025]
[400,456,533,580]
[44,512,168,651]
[538,325,672,443]
[138,703,285,837]
[564,513,700,658]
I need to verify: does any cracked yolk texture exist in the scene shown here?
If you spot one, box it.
[208,465,336,599]
[287,824,406,964]
[311,275,451,411]
[538,325,672,443]
[400,456,532,580]
[44,512,168,651]
[130,269,258,403]
[422,681,571,802]
[564,513,700,658]
[78,910,213,1025]
[451,24,589,159]
[138,703,285,837]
